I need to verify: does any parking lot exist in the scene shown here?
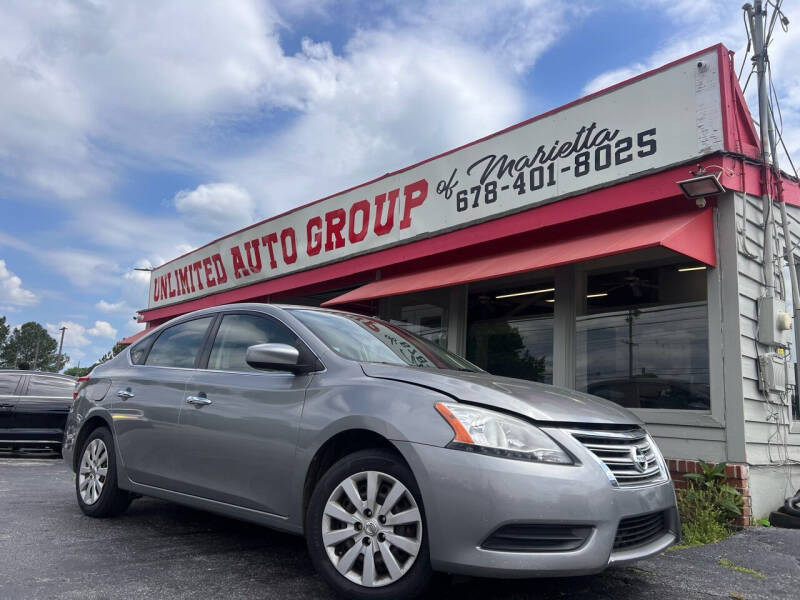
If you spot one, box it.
[1,453,798,600]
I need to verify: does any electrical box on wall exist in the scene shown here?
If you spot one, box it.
[757,353,787,393]
[757,296,792,348]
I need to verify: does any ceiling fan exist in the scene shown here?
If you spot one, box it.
[605,271,659,298]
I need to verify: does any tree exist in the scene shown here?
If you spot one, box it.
[0,316,8,350]
[0,322,68,372]
[63,366,92,377]
[467,322,546,382]
[97,343,126,364]
[63,342,126,378]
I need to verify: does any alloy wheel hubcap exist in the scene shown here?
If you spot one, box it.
[322,470,422,588]
[78,438,108,505]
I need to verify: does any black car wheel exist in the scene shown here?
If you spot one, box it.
[76,427,131,518]
[306,449,433,600]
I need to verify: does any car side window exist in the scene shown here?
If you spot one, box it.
[208,314,301,372]
[0,374,21,395]
[145,317,214,368]
[130,338,152,365]
[27,376,74,398]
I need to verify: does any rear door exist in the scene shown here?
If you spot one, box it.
[173,312,313,516]
[14,375,74,444]
[112,316,214,489]
[0,373,24,439]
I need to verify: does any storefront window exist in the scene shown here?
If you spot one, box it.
[466,279,554,383]
[381,290,449,348]
[576,262,709,410]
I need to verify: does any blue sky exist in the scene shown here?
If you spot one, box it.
[1,0,799,367]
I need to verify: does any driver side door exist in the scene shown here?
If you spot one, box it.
[171,311,314,517]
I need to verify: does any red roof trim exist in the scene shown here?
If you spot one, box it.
[119,328,149,346]
[322,209,716,306]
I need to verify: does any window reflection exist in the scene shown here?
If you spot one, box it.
[382,291,449,348]
[467,281,554,383]
[576,263,709,410]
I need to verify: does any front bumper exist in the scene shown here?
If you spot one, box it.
[394,438,678,578]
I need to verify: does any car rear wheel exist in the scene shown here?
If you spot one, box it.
[76,427,131,518]
[306,449,433,600]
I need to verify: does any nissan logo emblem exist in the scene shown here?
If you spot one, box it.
[632,447,648,473]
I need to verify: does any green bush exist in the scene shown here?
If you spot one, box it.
[676,460,743,547]
[677,486,733,545]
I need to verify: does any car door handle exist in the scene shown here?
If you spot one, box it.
[0,403,13,408]
[116,390,135,400]
[185,396,212,407]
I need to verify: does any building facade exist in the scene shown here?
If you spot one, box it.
[128,45,800,521]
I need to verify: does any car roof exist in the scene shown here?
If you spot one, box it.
[167,303,359,320]
[0,369,75,380]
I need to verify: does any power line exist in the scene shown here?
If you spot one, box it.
[742,66,756,94]
[740,9,753,81]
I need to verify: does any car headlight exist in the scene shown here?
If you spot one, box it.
[435,402,573,464]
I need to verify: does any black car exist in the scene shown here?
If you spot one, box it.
[0,370,76,453]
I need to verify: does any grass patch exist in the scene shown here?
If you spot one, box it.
[625,566,656,576]
[675,460,744,547]
[718,558,766,579]
[677,486,734,546]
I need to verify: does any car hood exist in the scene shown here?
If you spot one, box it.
[360,363,641,425]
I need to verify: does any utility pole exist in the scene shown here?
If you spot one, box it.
[748,1,776,294]
[58,326,67,370]
[746,2,800,367]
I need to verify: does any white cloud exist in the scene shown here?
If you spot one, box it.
[396,0,594,75]
[0,1,590,205]
[87,320,117,339]
[174,182,256,235]
[46,319,121,368]
[582,2,746,96]
[0,0,593,340]
[44,249,122,289]
[0,259,37,306]
[123,320,146,335]
[222,28,527,216]
[96,299,131,314]
[47,320,90,349]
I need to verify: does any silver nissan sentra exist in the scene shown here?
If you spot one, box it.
[63,303,679,599]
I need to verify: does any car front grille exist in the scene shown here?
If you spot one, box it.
[568,427,665,487]
[614,510,667,550]
[481,523,593,553]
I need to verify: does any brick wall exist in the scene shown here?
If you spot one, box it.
[666,459,752,527]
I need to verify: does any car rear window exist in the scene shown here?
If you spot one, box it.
[27,376,74,398]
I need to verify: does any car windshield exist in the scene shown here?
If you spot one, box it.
[289,309,480,371]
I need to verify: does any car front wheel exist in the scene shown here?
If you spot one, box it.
[76,427,131,518]
[306,449,433,599]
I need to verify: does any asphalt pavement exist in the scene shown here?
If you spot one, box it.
[1,453,798,600]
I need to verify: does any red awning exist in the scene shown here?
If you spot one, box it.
[323,209,715,307]
[119,328,150,346]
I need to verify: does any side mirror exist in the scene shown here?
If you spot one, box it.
[245,343,310,374]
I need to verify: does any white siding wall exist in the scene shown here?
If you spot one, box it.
[734,192,800,514]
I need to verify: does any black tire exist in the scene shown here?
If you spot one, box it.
[782,491,800,518]
[75,427,131,518]
[769,509,800,529]
[306,449,434,600]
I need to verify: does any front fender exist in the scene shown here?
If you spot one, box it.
[286,375,455,530]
